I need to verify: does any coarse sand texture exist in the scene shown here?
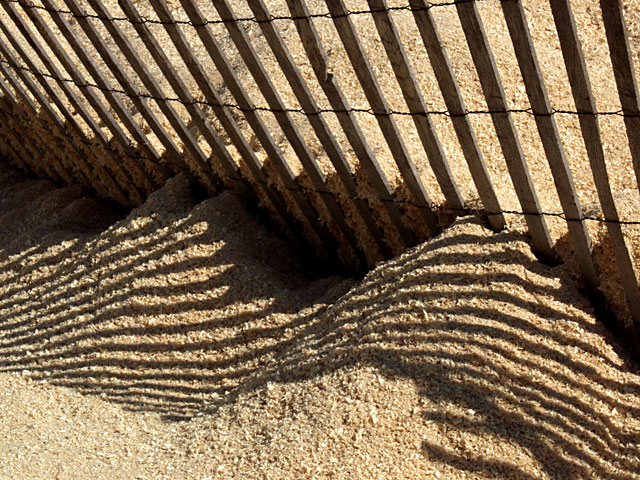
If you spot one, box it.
[0,164,639,479]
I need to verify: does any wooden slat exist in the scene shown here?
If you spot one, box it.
[455,1,556,262]
[147,0,307,251]
[550,0,640,327]
[323,0,441,236]
[83,0,222,194]
[367,0,464,213]
[177,0,338,257]
[0,1,133,205]
[211,0,365,259]
[60,0,184,175]
[16,0,148,202]
[286,0,416,248]
[600,0,640,195]
[0,69,58,180]
[501,0,598,290]
[0,56,96,188]
[0,79,61,181]
[117,0,257,200]
[245,0,389,259]
[41,0,166,191]
[408,0,505,232]
[0,18,118,196]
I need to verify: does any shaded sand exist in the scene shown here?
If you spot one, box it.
[1,167,640,479]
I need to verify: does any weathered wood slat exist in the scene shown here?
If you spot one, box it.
[245,0,389,259]
[550,0,640,327]
[501,0,598,290]
[61,0,185,175]
[0,17,118,196]
[83,0,222,194]
[0,0,134,204]
[367,0,464,214]
[323,0,441,236]
[600,0,640,195]
[117,0,255,200]
[177,0,341,258]
[408,0,505,232]
[286,0,416,249]
[148,0,307,251]
[41,0,165,191]
[0,77,62,181]
[16,0,148,203]
[211,0,368,261]
[455,1,556,262]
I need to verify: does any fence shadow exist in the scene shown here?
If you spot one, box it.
[0,167,639,478]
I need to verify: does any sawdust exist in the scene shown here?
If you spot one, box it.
[1,0,640,477]
[1,164,639,479]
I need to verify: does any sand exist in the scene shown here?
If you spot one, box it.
[1,163,639,479]
[1,0,640,477]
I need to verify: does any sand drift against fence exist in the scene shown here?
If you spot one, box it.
[0,165,639,479]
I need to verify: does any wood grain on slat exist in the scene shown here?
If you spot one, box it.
[408,0,505,232]
[41,0,165,191]
[148,0,307,250]
[212,0,366,260]
[246,0,389,259]
[61,0,185,174]
[84,0,222,194]
[367,0,464,213]
[600,0,640,195]
[550,0,640,326]
[0,0,134,204]
[324,0,442,236]
[286,0,416,248]
[501,0,598,289]
[455,1,556,262]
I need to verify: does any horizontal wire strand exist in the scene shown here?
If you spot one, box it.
[0,58,635,119]
[0,0,502,27]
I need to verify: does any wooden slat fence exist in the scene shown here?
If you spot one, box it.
[0,0,639,344]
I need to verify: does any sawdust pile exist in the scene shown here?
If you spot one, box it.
[1,165,639,479]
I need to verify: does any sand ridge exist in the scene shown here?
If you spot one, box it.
[0,165,639,479]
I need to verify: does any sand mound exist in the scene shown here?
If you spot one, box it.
[179,218,640,479]
[1,166,639,479]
